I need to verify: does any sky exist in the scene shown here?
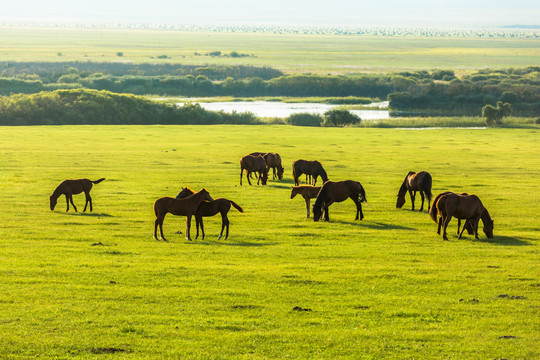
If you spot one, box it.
[1,0,539,27]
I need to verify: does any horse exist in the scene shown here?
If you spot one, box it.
[292,160,328,186]
[312,180,366,221]
[290,185,321,218]
[396,171,433,211]
[153,188,213,241]
[264,152,284,180]
[240,154,268,185]
[247,152,267,179]
[50,178,105,212]
[430,192,494,241]
[429,192,474,237]
[176,188,244,240]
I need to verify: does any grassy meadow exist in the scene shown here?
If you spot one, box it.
[1,26,539,73]
[0,125,538,359]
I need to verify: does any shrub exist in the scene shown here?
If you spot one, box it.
[287,113,323,126]
[322,109,361,127]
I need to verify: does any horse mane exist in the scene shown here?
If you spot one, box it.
[397,173,410,197]
[314,161,329,182]
[51,183,64,199]
[429,192,448,223]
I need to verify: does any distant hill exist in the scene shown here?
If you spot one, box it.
[501,25,540,29]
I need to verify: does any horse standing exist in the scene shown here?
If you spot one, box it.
[430,192,493,240]
[264,152,285,180]
[292,160,328,186]
[176,188,244,240]
[50,178,105,212]
[312,180,366,221]
[396,171,432,211]
[429,192,474,237]
[153,188,213,241]
[290,185,321,218]
[240,155,268,185]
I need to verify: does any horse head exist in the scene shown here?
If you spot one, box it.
[290,187,299,199]
[277,165,284,180]
[483,219,494,239]
[261,169,269,185]
[396,194,406,208]
[49,195,57,210]
[312,203,323,222]
[200,188,214,201]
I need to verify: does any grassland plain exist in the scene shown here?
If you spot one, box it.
[0,27,539,73]
[0,125,538,359]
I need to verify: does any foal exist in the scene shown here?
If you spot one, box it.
[50,178,105,212]
[290,185,322,218]
[195,198,244,240]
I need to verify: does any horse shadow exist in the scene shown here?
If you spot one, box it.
[185,239,277,247]
[61,212,114,217]
[474,235,533,246]
[326,220,416,231]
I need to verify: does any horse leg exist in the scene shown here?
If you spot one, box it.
[240,167,243,186]
[313,175,318,186]
[324,205,330,221]
[273,167,276,180]
[83,192,92,212]
[195,216,200,239]
[442,215,451,241]
[65,194,70,212]
[199,216,205,240]
[186,215,192,241]
[456,219,461,235]
[458,219,469,239]
[224,216,230,240]
[305,198,310,218]
[419,191,425,212]
[351,195,362,220]
[67,194,77,212]
[437,216,442,235]
[409,190,415,211]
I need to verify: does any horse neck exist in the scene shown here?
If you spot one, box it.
[480,207,492,224]
[51,185,64,199]
[313,184,328,210]
[397,178,408,197]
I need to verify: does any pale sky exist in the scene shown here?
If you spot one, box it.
[2,0,539,27]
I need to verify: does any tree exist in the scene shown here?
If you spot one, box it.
[322,109,361,127]
[482,101,512,126]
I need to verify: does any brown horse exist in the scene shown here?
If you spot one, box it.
[396,171,433,211]
[194,199,244,240]
[153,188,213,241]
[312,180,366,221]
[429,192,473,237]
[430,192,494,240]
[247,152,267,179]
[176,188,244,240]
[264,152,285,180]
[292,160,328,186]
[240,155,268,185]
[50,178,105,212]
[290,185,321,218]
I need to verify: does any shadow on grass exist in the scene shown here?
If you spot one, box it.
[474,235,533,246]
[186,239,277,247]
[60,212,114,217]
[320,220,416,231]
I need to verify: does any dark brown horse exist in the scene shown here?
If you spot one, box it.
[292,160,328,186]
[153,188,213,241]
[247,152,267,179]
[176,188,244,240]
[430,192,494,240]
[50,178,105,212]
[264,152,284,180]
[312,180,366,221]
[396,171,433,211]
[290,185,321,218]
[240,154,268,185]
[429,192,473,237]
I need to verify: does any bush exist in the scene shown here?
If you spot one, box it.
[287,113,323,126]
[322,109,361,127]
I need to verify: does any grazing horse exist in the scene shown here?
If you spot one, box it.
[430,192,494,241]
[396,171,433,211]
[50,178,105,212]
[240,155,268,185]
[292,160,329,186]
[264,152,285,180]
[153,188,213,241]
[290,185,322,218]
[312,180,366,221]
[176,188,244,240]
[247,152,267,179]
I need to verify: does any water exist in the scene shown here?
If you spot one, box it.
[177,100,391,120]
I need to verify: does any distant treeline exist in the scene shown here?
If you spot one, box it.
[0,89,261,125]
[0,62,539,116]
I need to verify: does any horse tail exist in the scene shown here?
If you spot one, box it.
[355,181,367,203]
[92,178,105,184]
[292,161,298,183]
[429,192,447,223]
[422,173,433,204]
[229,200,244,213]
[312,183,328,212]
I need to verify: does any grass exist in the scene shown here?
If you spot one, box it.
[0,26,539,74]
[0,125,539,359]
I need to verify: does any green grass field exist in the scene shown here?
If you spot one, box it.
[0,125,538,358]
[1,26,539,73]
